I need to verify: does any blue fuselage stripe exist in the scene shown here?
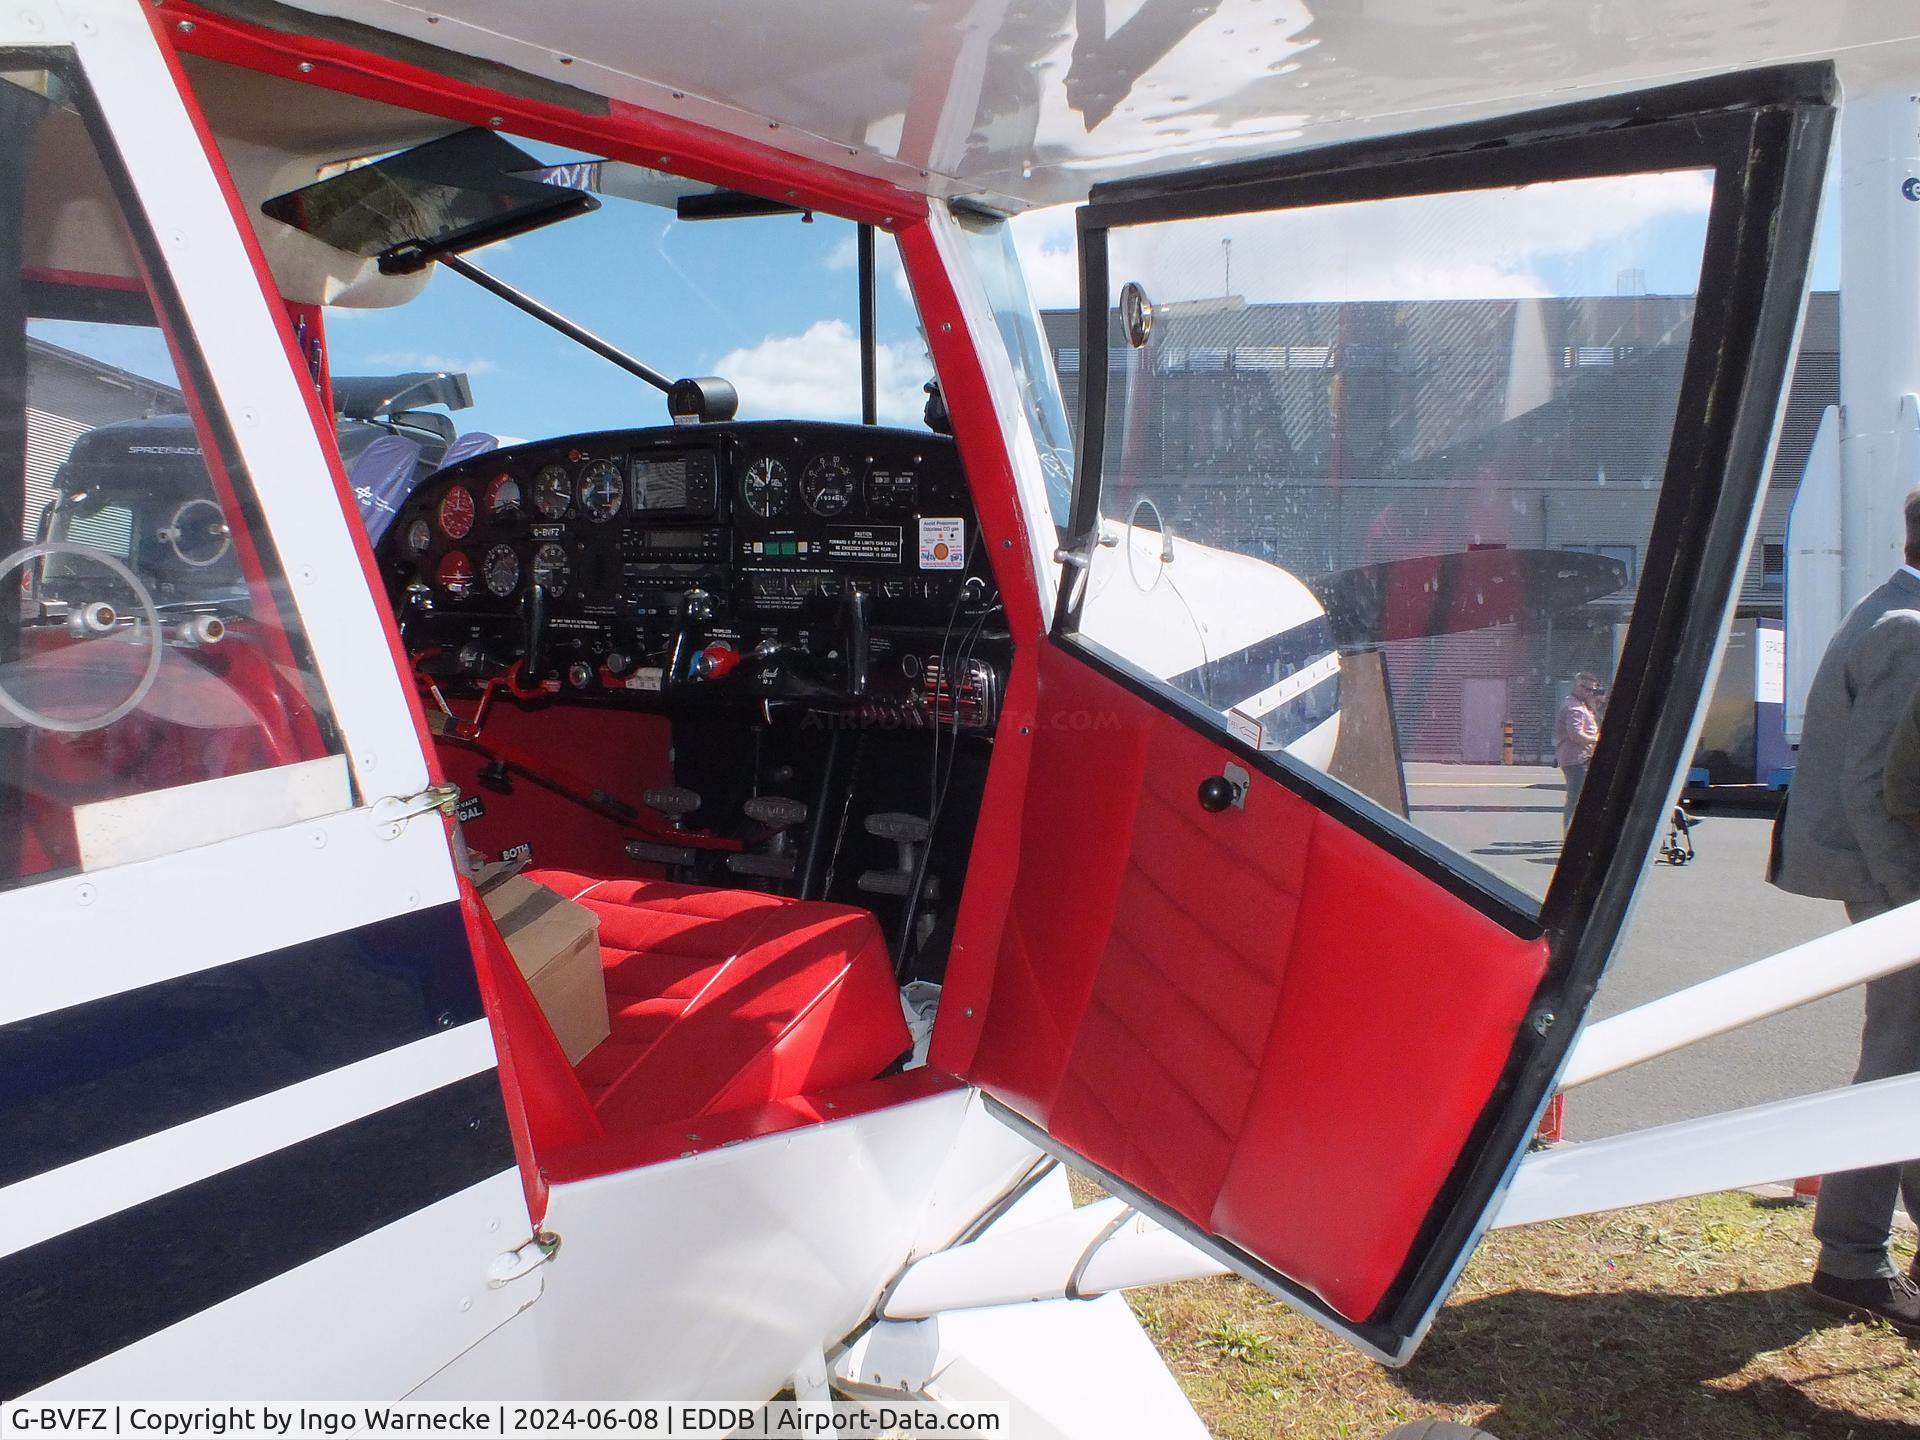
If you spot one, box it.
[0,901,486,1189]
[0,1070,515,1399]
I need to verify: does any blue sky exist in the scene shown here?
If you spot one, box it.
[320,169,933,443]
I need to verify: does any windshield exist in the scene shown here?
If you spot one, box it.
[291,134,936,444]
[958,207,1076,528]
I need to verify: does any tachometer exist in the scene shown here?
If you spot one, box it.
[437,485,475,539]
[578,459,623,521]
[437,550,475,598]
[404,517,433,558]
[534,463,572,519]
[485,474,522,517]
[531,542,571,595]
[740,457,789,519]
[800,454,855,516]
[483,544,520,598]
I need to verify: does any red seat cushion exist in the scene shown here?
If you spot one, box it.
[526,870,910,1134]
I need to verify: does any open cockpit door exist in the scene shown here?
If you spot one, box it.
[937,68,1833,1361]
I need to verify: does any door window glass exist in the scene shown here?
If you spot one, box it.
[1071,170,1713,902]
[0,60,344,891]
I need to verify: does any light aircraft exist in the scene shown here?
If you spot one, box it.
[3,1,1919,1434]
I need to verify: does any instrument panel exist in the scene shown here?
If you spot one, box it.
[383,421,1002,727]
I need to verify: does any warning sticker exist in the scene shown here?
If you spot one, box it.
[1225,708,1265,751]
[920,517,965,570]
[826,525,904,564]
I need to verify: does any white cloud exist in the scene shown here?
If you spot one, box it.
[715,319,930,426]
[366,350,499,377]
[1011,205,1081,310]
[1010,170,1712,311]
[823,229,915,305]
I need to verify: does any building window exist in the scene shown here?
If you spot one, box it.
[1761,541,1784,592]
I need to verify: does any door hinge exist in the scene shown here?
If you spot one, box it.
[487,1230,560,1288]
[370,781,462,838]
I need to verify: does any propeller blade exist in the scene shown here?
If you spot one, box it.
[1307,548,1628,648]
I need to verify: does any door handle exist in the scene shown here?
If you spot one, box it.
[1197,763,1250,813]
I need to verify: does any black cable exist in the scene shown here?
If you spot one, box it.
[895,532,985,975]
[894,588,997,977]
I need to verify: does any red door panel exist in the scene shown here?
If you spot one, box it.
[965,649,1546,1319]
[1210,813,1545,1318]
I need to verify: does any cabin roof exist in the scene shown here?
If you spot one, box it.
[260,0,1920,210]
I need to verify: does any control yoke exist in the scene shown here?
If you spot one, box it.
[844,585,871,698]
[523,581,548,681]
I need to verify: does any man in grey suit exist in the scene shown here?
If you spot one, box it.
[1773,488,1920,1337]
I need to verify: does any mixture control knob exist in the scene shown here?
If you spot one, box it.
[567,660,595,690]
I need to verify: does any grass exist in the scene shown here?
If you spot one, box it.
[1121,1189,1920,1439]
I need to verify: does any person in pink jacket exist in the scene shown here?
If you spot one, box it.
[1555,673,1605,833]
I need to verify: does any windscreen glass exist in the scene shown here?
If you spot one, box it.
[1075,169,1715,907]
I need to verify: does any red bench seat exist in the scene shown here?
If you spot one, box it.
[526,871,910,1135]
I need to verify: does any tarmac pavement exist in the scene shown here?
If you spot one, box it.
[1402,763,1859,1142]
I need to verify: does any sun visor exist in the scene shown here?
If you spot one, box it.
[224,137,431,309]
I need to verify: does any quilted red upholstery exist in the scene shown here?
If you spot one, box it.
[527,871,910,1134]
[958,653,1550,1324]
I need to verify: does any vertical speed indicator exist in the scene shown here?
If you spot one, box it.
[534,464,572,519]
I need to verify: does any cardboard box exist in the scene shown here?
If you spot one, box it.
[478,866,610,1065]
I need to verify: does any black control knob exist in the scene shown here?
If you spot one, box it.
[1197,775,1236,813]
[644,786,702,824]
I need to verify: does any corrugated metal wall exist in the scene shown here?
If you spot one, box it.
[1045,294,1840,763]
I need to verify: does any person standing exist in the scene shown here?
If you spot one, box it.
[1772,489,1920,1338]
[1554,673,1604,833]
